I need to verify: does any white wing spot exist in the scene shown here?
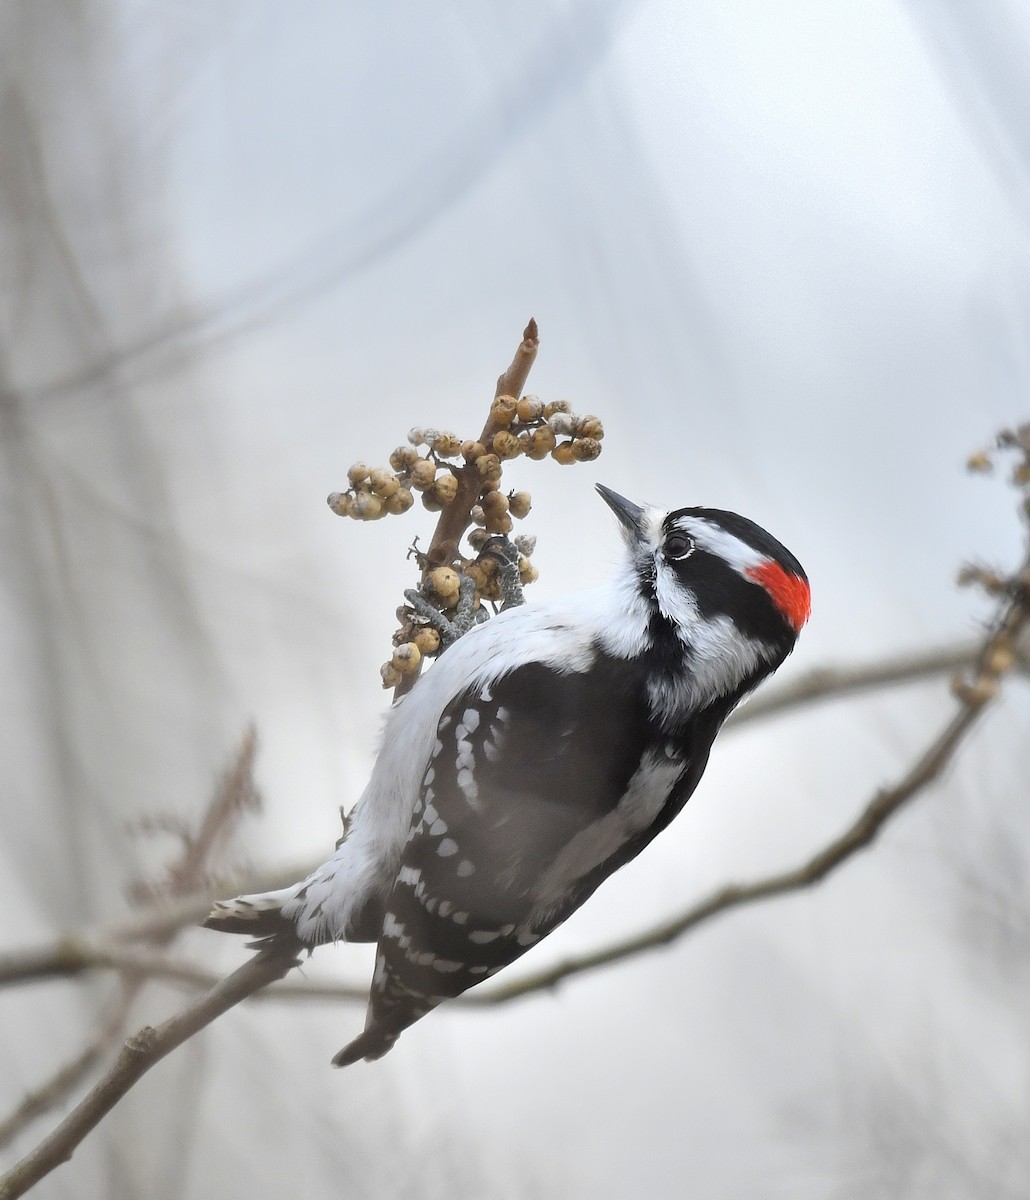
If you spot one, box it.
[457,859,475,877]
[437,837,458,857]
[429,817,449,837]
[456,766,479,806]
[431,959,465,973]
[468,929,500,944]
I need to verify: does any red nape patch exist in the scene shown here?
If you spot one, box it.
[745,561,811,632]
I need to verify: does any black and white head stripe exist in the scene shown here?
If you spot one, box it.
[666,508,807,585]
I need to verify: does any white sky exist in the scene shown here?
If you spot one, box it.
[2,2,1030,1196]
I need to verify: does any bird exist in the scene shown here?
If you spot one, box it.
[205,485,810,1066]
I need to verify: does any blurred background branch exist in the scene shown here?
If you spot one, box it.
[4,4,1030,1197]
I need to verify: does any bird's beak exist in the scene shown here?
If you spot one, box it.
[595,484,646,542]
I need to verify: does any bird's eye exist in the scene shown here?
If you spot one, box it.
[664,532,693,560]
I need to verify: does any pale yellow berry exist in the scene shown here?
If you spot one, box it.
[509,490,532,519]
[380,662,402,689]
[464,561,489,591]
[327,491,352,517]
[523,424,556,460]
[576,415,604,439]
[461,440,487,462]
[391,642,422,675]
[384,488,414,515]
[409,458,437,491]
[491,395,518,426]
[412,626,441,655]
[467,527,490,551]
[492,430,522,460]
[470,504,487,527]
[421,492,443,513]
[407,427,427,446]
[369,468,400,498]
[548,412,576,437]
[543,399,570,417]
[551,440,576,465]
[486,511,513,535]
[427,566,461,604]
[390,445,421,472]
[432,431,462,458]
[432,471,459,504]
[519,557,539,585]
[514,532,536,556]
[347,461,370,485]
[572,437,602,462]
[475,453,502,482]
[351,492,383,519]
[516,396,543,423]
[482,490,510,516]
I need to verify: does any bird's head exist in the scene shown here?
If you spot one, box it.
[596,484,810,718]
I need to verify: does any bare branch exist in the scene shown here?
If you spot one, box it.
[470,563,1030,1004]
[0,729,266,1150]
[728,641,986,729]
[0,946,300,1200]
[1,638,1020,995]
[0,986,136,1149]
[394,319,540,698]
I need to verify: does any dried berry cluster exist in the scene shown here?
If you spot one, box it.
[327,394,605,689]
[965,422,1030,514]
[327,397,602,525]
[954,423,1030,704]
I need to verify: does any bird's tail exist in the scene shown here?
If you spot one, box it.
[203,884,306,943]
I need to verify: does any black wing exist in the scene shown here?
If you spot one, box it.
[334,653,723,1065]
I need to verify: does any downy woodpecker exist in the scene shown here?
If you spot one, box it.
[206,485,810,1065]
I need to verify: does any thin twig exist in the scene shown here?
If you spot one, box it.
[426,318,539,572]
[473,559,1030,1003]
[395,320,539,697]
[1,638,1019,996]
[0,985,137,1148]
[728,641,986,729]
[0,729,264,1152]
[0,947,300,1200]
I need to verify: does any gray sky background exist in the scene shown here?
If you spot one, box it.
[2,3,1029,1197]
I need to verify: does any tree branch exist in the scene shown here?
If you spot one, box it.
[0,728,265,1154]
[1,638,1020,995]
[728,640,988,729]
[0,947,300,1200]
[473,560,1030,1003]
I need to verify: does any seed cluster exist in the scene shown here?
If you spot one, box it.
[953,423,1030,704]
[326,395,605,689]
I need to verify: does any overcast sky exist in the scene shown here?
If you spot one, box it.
[2,3,1030,1197]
